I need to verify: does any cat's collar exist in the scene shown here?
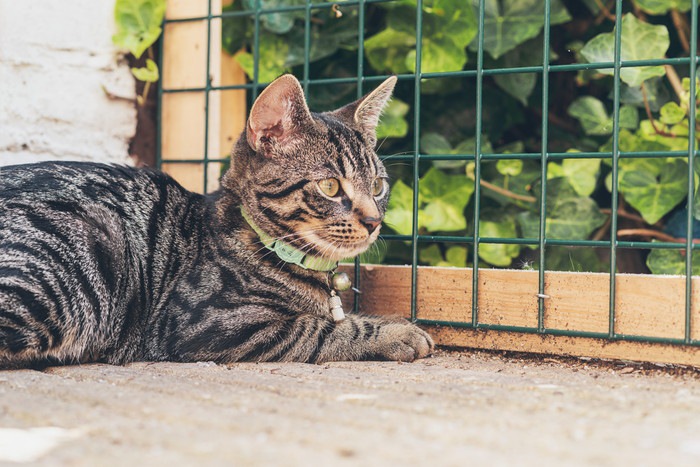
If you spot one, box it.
[240,207,338,272]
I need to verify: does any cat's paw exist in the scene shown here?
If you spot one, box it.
[376,322,434,362]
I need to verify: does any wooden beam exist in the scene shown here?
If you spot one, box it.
[339,264,700,366]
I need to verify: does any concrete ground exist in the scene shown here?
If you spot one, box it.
[1,349,700,466]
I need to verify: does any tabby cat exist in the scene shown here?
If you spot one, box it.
[0,74,433,368]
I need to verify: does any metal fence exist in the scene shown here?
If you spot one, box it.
[159,1,700,348]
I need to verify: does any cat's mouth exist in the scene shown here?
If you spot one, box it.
[297,226,381,261]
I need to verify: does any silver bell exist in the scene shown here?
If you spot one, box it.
[331,272,352,292]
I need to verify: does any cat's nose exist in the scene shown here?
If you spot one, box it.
[360,216,381,234]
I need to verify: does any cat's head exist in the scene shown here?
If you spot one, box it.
[222,74,396,261]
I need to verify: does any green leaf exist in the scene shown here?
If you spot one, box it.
[619,78,670,112]
[470,0,571,59]
[517,178,606,240]
[492,36,543,104]
[421,133,453,154]
[619,105,639,130]
[365,27,415,74]
[619,158,688,224]
[243,0,305,34]
[635,0,692,15]
[478,219,520,267]
[568,96,613,135]
[419,244,444,266]
[366,2,477,74]
[130,58,159,82]
[419,244,467,267]
[112,0,165,59]
[580,14,670,87]
[545,246,607,273]
[659,102,687,125]
[419,167,474,232]
[445,246,468,267]
[385,179,417,235]
[376,99,410,140]
[222,2,249,55]
[647,246,700,275]
[547,156,601,197]
[235,34,290,83]
[496,159,523,176]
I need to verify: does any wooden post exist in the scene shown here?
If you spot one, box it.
[161,0,247,193]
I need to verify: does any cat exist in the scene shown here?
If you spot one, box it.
[0,74,433,368]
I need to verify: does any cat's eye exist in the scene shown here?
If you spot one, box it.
[318,178,341,197]
[371,178,386,197]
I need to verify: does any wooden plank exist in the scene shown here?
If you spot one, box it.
[161,0,225,193]
[339,264,700,366]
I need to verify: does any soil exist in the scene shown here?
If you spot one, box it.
[2,348,700,466]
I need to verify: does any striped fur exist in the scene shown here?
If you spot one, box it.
[0,75,433,368]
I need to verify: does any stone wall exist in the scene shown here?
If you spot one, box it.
[0,1,136,167]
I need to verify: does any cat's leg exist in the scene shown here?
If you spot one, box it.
[167,306,434,363]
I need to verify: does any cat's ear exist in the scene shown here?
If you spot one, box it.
[332,76,397,148]
[246,74,313,154]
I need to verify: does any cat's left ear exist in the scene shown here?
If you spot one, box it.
[332,76,397,148]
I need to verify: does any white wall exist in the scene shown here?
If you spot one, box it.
[0,1,136,167]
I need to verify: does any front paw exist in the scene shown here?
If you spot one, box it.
[375,322,434,362]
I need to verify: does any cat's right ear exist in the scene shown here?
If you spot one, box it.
[246,74,313,154]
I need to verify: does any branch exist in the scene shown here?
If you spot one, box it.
[617,228,700,244]
[594,0,616,23]
[670,9,690,54]
[664,64,685,102]
[479,179,537,203]
[600,208,646,224]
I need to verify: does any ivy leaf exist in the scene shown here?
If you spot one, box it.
[419,167,474,232]
[419,244,467,267]
[384,180,418,235]
[419,244,444,266]
[619,158,688,224]
[243,0,304,34]
[366,2,477,74]
[470,0,571,59]
[647,247,700,275]
[659,102,687,125]
[112,0,165,59]
[545,246,608,273]
[568,97,638,135]
[235,34,289,83]
[619,105,639,130]
[376,99,410,140]
[421,133,453,154]
[496,159,523,177]
[492,36,544,105]
[580,14,670,87]
[222,2,249,55]
[635,0,692,15]
[130,58,159,82]
[478,219,521,267]
[445,246,468,267]
[547,156,601,197]
[517,178,606,240]
[365,26,415,74]
[568,96,613,135]
[618,78,670,112]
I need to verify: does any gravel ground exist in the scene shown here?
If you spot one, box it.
[1,349,700,466]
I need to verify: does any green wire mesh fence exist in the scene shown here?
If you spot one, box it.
[159,0,700,347]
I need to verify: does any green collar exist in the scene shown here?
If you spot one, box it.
[240,207,338,272]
